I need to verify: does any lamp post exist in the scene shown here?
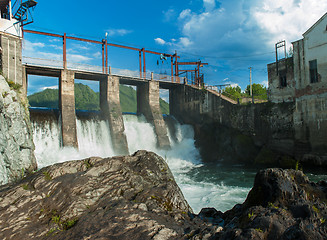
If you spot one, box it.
[105,32,108,74]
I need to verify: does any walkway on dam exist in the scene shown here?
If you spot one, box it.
[23,57,183,90]
[23,57,237,103]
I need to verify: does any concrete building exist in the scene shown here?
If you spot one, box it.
[268,12,327,163]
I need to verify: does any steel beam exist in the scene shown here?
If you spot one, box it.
[102,40,105,73]
[63,33,67,69]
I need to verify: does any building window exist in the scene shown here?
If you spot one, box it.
[279,71,287,88]
[309,59,318,83]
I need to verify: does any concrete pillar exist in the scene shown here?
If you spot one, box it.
[137,80,170,149]
[22,65,27,96]
[0,33,22,85]
[100,75,129,155]
[59,70,78,148]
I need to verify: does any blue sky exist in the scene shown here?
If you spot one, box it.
[22,0,327,95]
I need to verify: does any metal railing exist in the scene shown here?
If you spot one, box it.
[22,56,184,83]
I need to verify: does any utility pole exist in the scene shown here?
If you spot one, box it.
[249,67,252,97]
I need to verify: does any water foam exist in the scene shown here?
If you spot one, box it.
[32,114,251,213]
[33,118,115,168]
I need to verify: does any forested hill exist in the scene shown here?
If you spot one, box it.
[28,83,169,114]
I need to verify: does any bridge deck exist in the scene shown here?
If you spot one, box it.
[24,64,181,89]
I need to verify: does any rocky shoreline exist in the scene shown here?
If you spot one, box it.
[0,151,326,239]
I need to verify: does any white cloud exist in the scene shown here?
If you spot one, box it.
[155,38,166,45]
[41,85,58,90]
[160,89,169,103]
[179,37,193,47]
[49,44,62,51]
[163,8,176,22]
[92,51,102,58]
[253,0,327,45]
[39,52,62,61]
[67,54,92,63]
[168,0,327,58]
[71,43,90,51]
[49,38,61,43]
[179,9,192,20]
[22,40,45,52]
[107,28,132,37]
[203,0,216,12]
[230,83,240,88]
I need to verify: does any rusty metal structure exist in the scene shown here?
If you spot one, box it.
[22,28,209,85]
[22,29,190,82]
[275,40,287,75]
[175,61,208,85]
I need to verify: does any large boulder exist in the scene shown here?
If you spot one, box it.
[0,75,36,185]
[0,151,219,239]
[217,168,327,240]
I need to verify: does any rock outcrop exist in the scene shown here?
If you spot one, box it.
[215,168,327,240]
[1,150,326,240]
[0,75,36,185]
[0,151,219,239]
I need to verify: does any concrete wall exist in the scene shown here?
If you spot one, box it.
[100,75,129,155]
[303,15,327,87]
[267,58,295,103]
[170,84,299,165]
[0,33,22,85]
[138,81,170,149]
[292,17,327,163]
[59,70,78,148]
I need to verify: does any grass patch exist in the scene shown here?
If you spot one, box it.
[43,171,52,181]
[7,80,22,91]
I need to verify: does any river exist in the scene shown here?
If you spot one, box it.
[32,112,327,214]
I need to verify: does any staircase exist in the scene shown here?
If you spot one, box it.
[13,0,37,23]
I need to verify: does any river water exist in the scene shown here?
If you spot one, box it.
[31,113,327,214]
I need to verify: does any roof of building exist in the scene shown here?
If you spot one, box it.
[303,12,327,36]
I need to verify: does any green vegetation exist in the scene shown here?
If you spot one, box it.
[28,83,170,114]
[22,183,34,191]
[222,84,267,101]
[50,211,78,232]
[43,171,52,181]
[268,202,279,209]
[28,88,58,109]
[245,83,268,100]
[222,86,242,101]
[84,159,93,169]
[312,205,320,214]
[7,80,22,91]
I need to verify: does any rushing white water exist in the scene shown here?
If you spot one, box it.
[33,118,115,169]
[32,114,252,213]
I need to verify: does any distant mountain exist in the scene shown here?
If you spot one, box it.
[28,83,169,114]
